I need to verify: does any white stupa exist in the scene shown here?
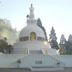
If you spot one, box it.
[13,4,57,55]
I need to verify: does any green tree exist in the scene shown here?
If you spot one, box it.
[65,35,72,55]
[59,35,72,55]
[0,38,13,54]
[59,34,66,54]
[49,27,59,50]
[37,18,48,40]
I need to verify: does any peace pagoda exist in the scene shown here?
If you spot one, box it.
[13,4,57,55]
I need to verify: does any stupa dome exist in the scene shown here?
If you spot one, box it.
[19,24,45,39]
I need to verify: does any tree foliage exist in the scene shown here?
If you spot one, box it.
[49,27,59,50]
[59,34,66,54]
[59,34,72,55]
[0,38,13,54]
[37,18,48,40]
[65,35,72,54]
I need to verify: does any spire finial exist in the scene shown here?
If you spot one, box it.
[29,3,34,19]
[27,4,36,25]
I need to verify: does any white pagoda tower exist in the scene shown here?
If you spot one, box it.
[13,4,57,55]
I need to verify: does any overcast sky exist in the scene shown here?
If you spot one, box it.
[0,0,72,42]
